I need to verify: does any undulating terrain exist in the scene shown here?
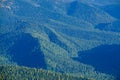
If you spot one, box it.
[0,0,120,80]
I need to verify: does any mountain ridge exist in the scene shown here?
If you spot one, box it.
[0,0,120,80]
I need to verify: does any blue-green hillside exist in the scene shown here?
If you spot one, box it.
[0,0,120,80]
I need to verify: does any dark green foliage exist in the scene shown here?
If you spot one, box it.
[0,74,3,80]
[0,65,90,80]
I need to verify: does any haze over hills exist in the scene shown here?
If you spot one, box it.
[0,0,120,80]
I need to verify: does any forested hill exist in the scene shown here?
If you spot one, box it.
[0,65,92,80]
[0,0,120,80]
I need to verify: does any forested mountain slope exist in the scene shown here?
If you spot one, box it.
[0,0,120,80]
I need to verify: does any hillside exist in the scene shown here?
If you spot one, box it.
[0,0,120,80]
[0,65,90,80]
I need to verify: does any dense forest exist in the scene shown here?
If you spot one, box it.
[0,65,94,80]
[0,0,120,80]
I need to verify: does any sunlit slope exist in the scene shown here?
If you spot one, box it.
[0,65,90,80]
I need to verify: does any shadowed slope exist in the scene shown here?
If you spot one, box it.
[74,45,120,77]
[9,33,46,69]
